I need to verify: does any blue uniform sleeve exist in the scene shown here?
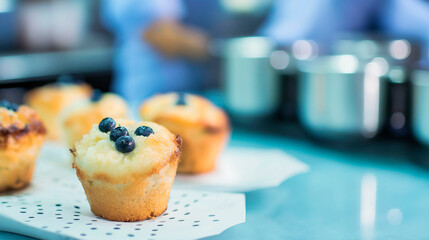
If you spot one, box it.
[101,0,185,35]
[258,0,333,44]
[381,0,429,42]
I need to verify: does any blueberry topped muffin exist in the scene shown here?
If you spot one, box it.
[25,83,92,141]
[62,93,128,147]
[139,93,230,174]
[0,100,46,192]
[71,118,182,221]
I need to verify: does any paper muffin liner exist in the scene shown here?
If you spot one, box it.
[75,161,179,222]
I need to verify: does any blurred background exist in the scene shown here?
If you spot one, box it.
[1,0,429,147]
[1,0,429,238]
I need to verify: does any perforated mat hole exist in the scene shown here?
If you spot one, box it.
[182,194,187,197]
[213,219,220,222]
[175,201,180,205]
[193,199,198,203]
[21,207,26,209]
[28,216,34,219]
[42,226,48,229]
[106,232,112,236]
[55,204,62,207]
[73,218,80,221]
[56,209,62,212]
[172,209,178,212]
[135,228,141,231]
[178,219,184,222]
[114,227,120,230]
[20,211,26,213]
[74,206,80,209]
[136,224,143,226]
[209,214,215,217]
[152,229,158,232]
[37,212,43,215]
[91,219,98,222]
[1,201,8,204]
[55,213,61,216]
[91,227,97,230]
[151,233,156,236]
[64,226,70,229]
[56,217,63,219]
[36,204,42,207]
[184,204,190,208]
[67,222,73,225]
[194,220,200,223]
[80,233,86,237]
[157,224,163,227]
[193,224,199,227]
[86,223,92,225]
[169,217,175,220]
[184,212,190,215]
[73,214,79,217]
[128,234,134,237]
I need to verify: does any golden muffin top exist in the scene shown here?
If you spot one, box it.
[139,93,229,131]
[62,93,129,131]
[25,83,92,112]
[0,101,46,148]
[72,118,181,184]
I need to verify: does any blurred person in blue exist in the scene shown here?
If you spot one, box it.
[260,0,429,62]
[102,0,429,103]
[101,0,205,104]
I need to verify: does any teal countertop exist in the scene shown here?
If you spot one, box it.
[2,128,429,239]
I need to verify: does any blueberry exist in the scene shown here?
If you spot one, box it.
[91,89,103,102]
[0,100,18,111]
[115,136,135,153]
[176,93,186,105]
[110,126,128,142]
[98,117,116,133]
[135,126,154,137]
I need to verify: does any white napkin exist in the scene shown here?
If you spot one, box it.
[174,147,309,192]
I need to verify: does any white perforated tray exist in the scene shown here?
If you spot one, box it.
[0,144,245,240]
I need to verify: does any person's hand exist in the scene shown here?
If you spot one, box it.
[143,20,209,60]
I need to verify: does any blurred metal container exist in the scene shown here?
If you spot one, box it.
[19,0,89,50]
[0,0,17,50]
[333,39,383,60]
[224,37,280,117]
[411,69,429,146]
[297,55,389,141]
[385,66,411,138]
[333,35,421,65]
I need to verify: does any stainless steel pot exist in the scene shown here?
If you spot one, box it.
[223,37,280,117]
[411,69,429,146]
[297,55,388,140]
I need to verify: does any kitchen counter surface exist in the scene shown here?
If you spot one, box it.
[1,127,429,239]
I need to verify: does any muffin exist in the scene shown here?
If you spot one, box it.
[71,117,182,221]
[25,83,92,141]
[62,93,128,147]
[0,100,46,192]
[139,93,230,174]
